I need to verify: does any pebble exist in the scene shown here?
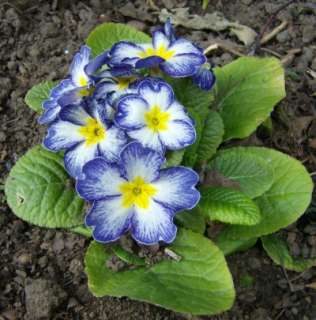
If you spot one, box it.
[277,30,290,43]
[302,25,315,43]
[304,224,316,235]
[25,278,67,319]
[311,58,316,70]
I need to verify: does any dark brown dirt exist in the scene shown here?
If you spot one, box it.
[0,0,316,319]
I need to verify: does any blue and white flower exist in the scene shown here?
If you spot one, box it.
[43,100,127,178]
[115,78,196,153]
[76,142,200,244]
[39,46,108,124]
[109,23,206,78]
[192,64,216,91]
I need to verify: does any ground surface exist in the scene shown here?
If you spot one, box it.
[0,0,316,319]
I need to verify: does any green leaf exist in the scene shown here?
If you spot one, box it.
[86,23,151,56]
[167,77,213,119]
[262,234,316,272]
[175,207,206,234]
[196,111,224,162]
[5,145,84,228]
[24,81,56,113]
[215,232,257,256]
[182,109,203,167]
[85,229,235,315]
[208,148,274,199]
[200,187,261,226]
[223,147,313,239]
[214,57,285,140]
[164,149,185,167]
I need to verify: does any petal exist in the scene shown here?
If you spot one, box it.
[192,68,216,91]
[50,79,75,98]
[76,158,126,201]
[43,120,84,151]
[110,41,144,66]
[38,104,60,124]
[165,100,192,122]
[84,50,109,76]
[119,142,164,182]
[135,56,164,69]
[59,104,91,126]
[168,38,203,56]
[116,94,148,129]
[64,142,99,178]
[138,79,174,110]
[97,125,127,163]
[86,197,133,243]
[152,30,171,50]
[161,53,206,77]
[159,119,196,150]
[57,88,86,108]
[152,166,200,212]
[131,200,177,245]
[69,45,91,87]
[128,126,164,153]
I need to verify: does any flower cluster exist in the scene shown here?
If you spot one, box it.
[41,20,215,245]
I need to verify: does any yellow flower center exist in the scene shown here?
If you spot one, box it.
[119,176,157,209]
[79,118,106,146]
[139,46,175,60]
[144,105,170,132]
[79,75,88,87]
[117,77,135,90]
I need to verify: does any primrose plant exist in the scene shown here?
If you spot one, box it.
[5,19,314,316]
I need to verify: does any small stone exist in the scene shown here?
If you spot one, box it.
[248,257,261,269]
[304,224,316,235]
[38,256,48,268]
[302,25,315,43]
[277,30,290,43]
[311,58,316,70]
[127,20,146,32]
[17,253,32,265]
[69,258,82,276]
[25,278,67,319]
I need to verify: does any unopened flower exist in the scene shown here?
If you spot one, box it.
[109,22,206,78]
[192,64,216,91]
[43,101,127,178]
[39,46,108,124]
[76,142,200,244]
[115,78,196,153]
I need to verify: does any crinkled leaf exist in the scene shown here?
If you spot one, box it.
[175,207,206,234]
[5,145,84,228]
[197,111,224,162]
[200,187,261,226]
[85,229,235,315]
[164,149,185,167]
[86,22,151,56]
[214,57,285,140]
[262,234,316,272]
[167,77,214,119]
[208,148,274,199]
[223,147,313,239]
[215,232,257,256]
[24,81,56,113]
[182,108,203,167]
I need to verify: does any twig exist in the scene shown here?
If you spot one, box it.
[281,48,301,66]
[204,42,244,57]
[282,267,294,292]
[261,48,282,58]
[275,309,286,320]
[260,20,288,45]
[248,0,297,55]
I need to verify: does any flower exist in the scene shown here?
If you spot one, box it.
[192,64,216,91]
[43,100,127,178]
[109,22,206,78]
[115,78,196,153]
[76,142,200,244]
[39,46,108,124]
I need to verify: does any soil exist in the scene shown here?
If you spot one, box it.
[0,0,316,319]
